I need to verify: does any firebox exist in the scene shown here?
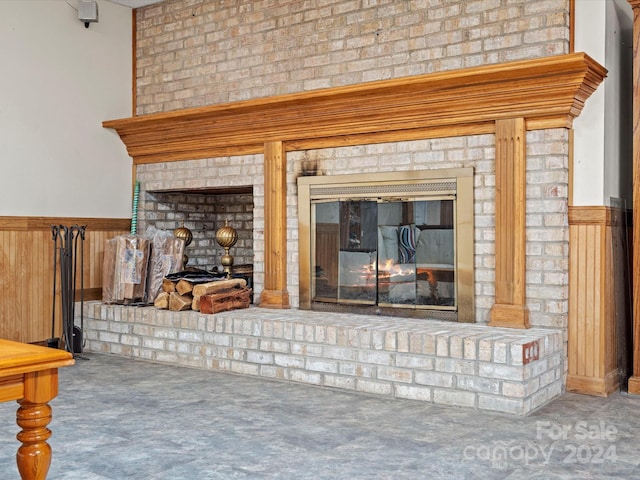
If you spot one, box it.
[298,168,474,322]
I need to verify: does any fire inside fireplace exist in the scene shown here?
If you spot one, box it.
[298,169,474,322]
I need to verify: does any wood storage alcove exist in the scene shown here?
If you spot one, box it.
[104,52,606,324]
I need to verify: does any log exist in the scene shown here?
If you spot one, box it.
[200,287,252,314]
[176,279,194,295]
[191,295,201,312]
[169,292,192,311]
[192,278,247,297]
[154,292,169,309]
[162,278,177,293]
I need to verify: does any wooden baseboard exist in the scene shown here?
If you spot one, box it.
[259,290,290,309]
[628,376,640,395]
[489,303,530,329]
[566,370,619,397]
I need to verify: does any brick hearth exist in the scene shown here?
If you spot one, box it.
[81,302,563,415]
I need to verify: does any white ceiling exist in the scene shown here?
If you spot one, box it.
[108,0,164,8]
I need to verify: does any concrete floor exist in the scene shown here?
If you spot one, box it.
[1,353,639,479]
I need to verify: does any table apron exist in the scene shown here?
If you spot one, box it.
[0,374,24,402]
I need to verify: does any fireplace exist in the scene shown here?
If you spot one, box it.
[298,168,474,322]
[141,187,254,273]
[97,53,606,413]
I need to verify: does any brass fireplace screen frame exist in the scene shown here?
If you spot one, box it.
[298,168,474,322]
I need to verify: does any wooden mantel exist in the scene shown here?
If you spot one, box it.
[104,52,606,319]
[105,52,605,165]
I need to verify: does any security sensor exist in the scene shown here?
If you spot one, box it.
[78,0,99,28]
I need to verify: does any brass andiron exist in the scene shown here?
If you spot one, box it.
[174,225,193,266]
[215,220,238,278]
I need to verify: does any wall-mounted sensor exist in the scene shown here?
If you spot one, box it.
[78,0,99,28]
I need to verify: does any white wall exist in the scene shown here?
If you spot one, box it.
[573,0,633,207]
[603,0,634,206]
[0,0,133,217]
[573,0,607,206]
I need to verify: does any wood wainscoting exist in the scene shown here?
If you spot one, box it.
[0,217,129,344]
[567,206,624,396]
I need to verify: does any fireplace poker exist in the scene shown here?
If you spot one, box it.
[60,226,72,353]
[71,225,86,355]
[51,225,87,357]
[48,226,61,349]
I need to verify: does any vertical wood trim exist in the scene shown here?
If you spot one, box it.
[567,206,619,396]
[259,141,290,309]
[569,0,575,54]
[489,118,530,328]
[568,128,574,208]
[627,0,640,395]
[131,8,137,117]
[297,181,311,309]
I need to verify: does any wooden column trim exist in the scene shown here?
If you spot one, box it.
[489,118,530,328]
[259,141,290,309]
[627,0,640,395]
[566,206,619,396]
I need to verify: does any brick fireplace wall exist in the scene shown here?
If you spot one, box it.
[135,0,569,115]
[136,129,569,328]
[134,0,571,328]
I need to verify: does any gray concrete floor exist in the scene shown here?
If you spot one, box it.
[1,353,639,479]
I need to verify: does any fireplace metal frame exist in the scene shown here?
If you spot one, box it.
[298,168,475,322]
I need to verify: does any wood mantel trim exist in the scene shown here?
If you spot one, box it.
[568,206,612,226]
[0,216,131,231]
[104,53,606,165]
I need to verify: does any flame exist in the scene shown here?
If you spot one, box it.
[342,257,422,287]
[375,259,415,280]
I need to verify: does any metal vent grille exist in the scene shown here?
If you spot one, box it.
[310,181,456,198]
[310,302,459,322]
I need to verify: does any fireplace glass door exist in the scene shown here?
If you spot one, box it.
[311,197,456,311]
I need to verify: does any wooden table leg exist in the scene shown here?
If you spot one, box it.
[16,400,53,480]
[15,368,59,480]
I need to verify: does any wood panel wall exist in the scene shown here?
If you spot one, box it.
[0,217,129,344]
[567,207,619,396]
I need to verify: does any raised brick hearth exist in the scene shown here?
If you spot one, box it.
[82,302,563,415]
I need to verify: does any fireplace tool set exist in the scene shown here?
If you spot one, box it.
[49,225,86,357]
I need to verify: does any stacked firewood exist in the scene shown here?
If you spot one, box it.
[154,277,252,314]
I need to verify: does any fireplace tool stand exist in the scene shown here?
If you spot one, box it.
[50,225,87,358]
